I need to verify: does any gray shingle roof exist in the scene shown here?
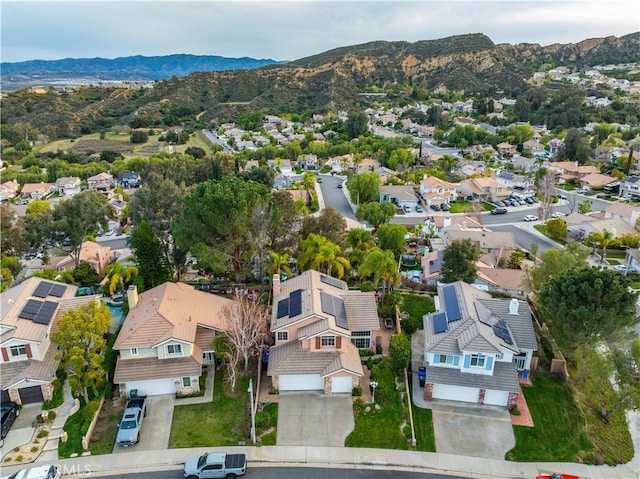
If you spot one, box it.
[267,340,363,377]
[477,298,538,351]
[425,360,520,393]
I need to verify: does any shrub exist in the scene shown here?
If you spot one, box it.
[376,343,383,355]
[400,316,421,335]
[254,411,271,428]
[82,399,101,423]
[30,446,39,453]
[47,410,56,421]
[352,385,362,396]
[37,430,49,439]
[16,455,23,462]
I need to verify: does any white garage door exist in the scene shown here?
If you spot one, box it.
[279,374,324,391]
[433,384,479,403]
[484,389,509,406]
[331,376,353,393]
[126,378,177,396]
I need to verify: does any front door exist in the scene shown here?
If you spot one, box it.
[514,353,527,371]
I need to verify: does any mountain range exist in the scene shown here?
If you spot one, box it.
[2,32,639,136]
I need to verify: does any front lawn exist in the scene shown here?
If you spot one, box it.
[506,373,593,462]
[408,377,435,451]
[169,371,251,447]
[447,201,470,213]
[345,359,409,449]
[533,224,567,245]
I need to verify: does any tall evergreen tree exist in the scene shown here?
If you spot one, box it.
[131,220,171,290]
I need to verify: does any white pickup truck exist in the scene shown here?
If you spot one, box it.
[115,393,147,447]
[183,452,247,479]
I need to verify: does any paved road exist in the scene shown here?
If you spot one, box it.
[201,129,233,152]
[317,174,355,220]
[490,224,560,254]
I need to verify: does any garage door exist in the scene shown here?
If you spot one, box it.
[484,389,509,406]
[331,377,353,394]
[1,389,10,405]
[18,385,44,404]
[432,384,479,404]
[126,378,176,396]
[279,374,324,391]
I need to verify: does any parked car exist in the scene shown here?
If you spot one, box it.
[183,452,247,479]
[525,197,536,204]
[403,205,412,213]
[523,214,539,222]
[1,401,20,448]
[337,184,343,189]
[503,199,512,206]
[429,204,440,211]
[614,265,635,273]
[415,205,423,213]
[495,201,505,207]
[491,207,508,215]
[620,194,632,202]
[440,203,449,211]
[535,474,579,479]
[550,212,565,218]
[116,392,147,447]
[0,464,61,479]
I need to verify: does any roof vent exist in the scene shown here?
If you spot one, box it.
[509,298,519,315]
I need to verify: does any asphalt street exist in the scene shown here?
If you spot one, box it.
[317,174,356,220]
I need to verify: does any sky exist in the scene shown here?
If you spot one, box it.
[1,0,639,63]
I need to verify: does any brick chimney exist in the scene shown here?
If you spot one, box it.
[272,274,281,297]
[127,285,139,309]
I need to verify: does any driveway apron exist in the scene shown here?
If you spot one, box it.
[431,400,515,459]
[113,394,174,453]
[277,392,354,446]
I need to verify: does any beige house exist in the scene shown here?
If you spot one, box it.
[55,176,82,196]
[444,228,518,266]
[474,266,527,298]
[419,176,459,206]
[87,172,114,193]
[1,278,100,404]
[113,283,234,397]
[458,177,509,203]
[268,270,379,394]
[20,183,54,200]
[496,142,518,157]
[48,241,116,274]
[0,180,19,201]
[579,173,618,189]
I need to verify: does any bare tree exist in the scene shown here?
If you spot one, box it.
[221,294,270,392]
[537,172,556,221]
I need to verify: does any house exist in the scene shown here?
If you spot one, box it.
[117,172,141,189]
[419,176,459,207]
[87,172,114,193]
[267,270,380,394]
[579,173,618,190]
[522,140,546,155]
[267,159,293,176]
[620,176,640,199]
[419,281,537,407]
[0,180,20,202]
[20,183,54,200]
[421,250,444,285]
[48,241,117,274]
[495,142,518,157]
[113,283,234,396]
[474,266,527,298]
[55,176,82,196]
[547,161,599,179]
[379,185,419,210]
[458,177,509,203]
[1,278,101,404]
[297,154,319,171]
[493,171,534,190]
[443,228,517,267]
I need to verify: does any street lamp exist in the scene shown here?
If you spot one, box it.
[248,379,256,444]
[370,380,378,404]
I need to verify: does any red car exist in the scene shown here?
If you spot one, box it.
[536,474,580,479]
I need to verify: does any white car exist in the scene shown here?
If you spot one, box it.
[523,214,538,222]
[1,465,61,479]
[550,212,565,218]
[614,265,635,273]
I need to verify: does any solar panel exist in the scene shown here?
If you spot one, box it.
[320,274,345,289]
[33,281,54,298]
[49,284,67,297]
[288,289,302,317]
[493,320,514,345]
[433,312,448,334]
[320,292,335,316]
[333,297,349,330]
[475,301,499,327]
[442,285,462,322]
[22,299,43,314]
[276,299,289,319]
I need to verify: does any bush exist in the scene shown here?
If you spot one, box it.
[254,411,272,428]
[400,316,421,335]
[37,430,49,439]
[352,385,362,396]
[82,399,101,423]
[376,343,383,355]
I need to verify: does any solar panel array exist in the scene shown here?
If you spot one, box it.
[320,292,349,330]
[432,312,448,334]
[320,274,344,289]
[493,320,513,345]
[288,289,302,317]
[276,298,289,318]
[442,285,462,322]
[18,299,58,325]
[475,301,499,327]
[33,281,67,298]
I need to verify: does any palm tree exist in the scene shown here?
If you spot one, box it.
[599,228,615,263]
[104,262,138,297]
[298,233,351,279]
[359,248,401,302]
[265,251,293,279]
[345,228,375,250]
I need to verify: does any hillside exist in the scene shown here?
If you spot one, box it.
[2,32,639,136]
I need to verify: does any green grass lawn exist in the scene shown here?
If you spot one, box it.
[345,359,409,449]
[256,403,278,446]
[400,294,435,320]
[408,377,435,452]
[448,201,470,213]
[169,372,251,447]
[505,373,593,462]
[606,259,622,265]
[533,224,567,245]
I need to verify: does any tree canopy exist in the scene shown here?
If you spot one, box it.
[441,238,480,283]
[525,242,588,294]
[347,172,380,205]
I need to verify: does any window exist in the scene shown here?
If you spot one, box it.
[10,345,27,357]
[276,331,288,342]
[470,353,486,368]
[182,377,191,387]
[166,344,182,355]
[351,331,370,349]
[321,336,336,347]
[130,348,138,356]
[438,354,455,365]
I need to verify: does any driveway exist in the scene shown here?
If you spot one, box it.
[0,403,41,456]
[277,392,354,446]
[431,400,515,459]
[113,394,174,453]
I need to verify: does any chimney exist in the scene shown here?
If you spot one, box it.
[509,298,519,315]
[127,285,139,309]
[272,274,281,297]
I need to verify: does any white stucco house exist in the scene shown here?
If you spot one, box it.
[418,281,537,408]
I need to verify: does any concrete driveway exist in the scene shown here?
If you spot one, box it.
[113,394,174,453]
[431,400,515,459]
[0,403,42,457]
[277,392,354,446]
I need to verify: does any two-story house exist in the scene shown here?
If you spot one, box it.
[20,183,54,200]
[620,176,640,200]
[87,172,114,193]
[443,228,517,267]
[113,283,234,397]
[48,241,117,274]
[117,172,141,189]
[297,154,319,171]
[379,185,419,210]
[458,177,509,203]
[0,180,20,202]
[55,176,82,197]
[419,176,459,208]
[1,278,100,404]
[267,270,379,394]
[419,281,537,407]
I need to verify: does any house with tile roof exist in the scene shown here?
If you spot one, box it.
[620,176,640,199]
[20,183,54,200]
[417,281,537,407]
[87,172,114,193]
[474,266,527,298]
[0,180,19,202]
[55,176,82,196]
[379,185,419,210]
[443,228,518,267]
[267,270,380,394]
[1,278,101,404]
[48,241,117,274]
[113,282,234,397]
[419,176,459,207]
[458,177,509,203]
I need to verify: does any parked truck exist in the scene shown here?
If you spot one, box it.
[183,452,247,479]
[115,392,147,447]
